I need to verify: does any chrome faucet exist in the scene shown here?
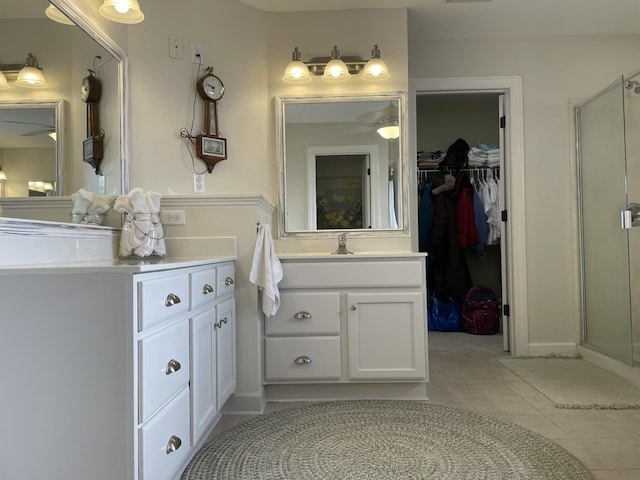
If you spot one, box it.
[332,233,353,255]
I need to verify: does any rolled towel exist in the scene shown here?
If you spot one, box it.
[114,194,135,256]
[128,188,153,257]
[144,191,166,257]
[70,189,94,215]
[87,194,115,215]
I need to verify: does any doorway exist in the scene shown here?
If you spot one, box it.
[410,76,527,357]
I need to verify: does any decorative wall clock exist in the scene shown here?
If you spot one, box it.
[81,69,104,174]
[195,67,227,173]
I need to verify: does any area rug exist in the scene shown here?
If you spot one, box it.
[181,400,594,479]
[498,357,640,409]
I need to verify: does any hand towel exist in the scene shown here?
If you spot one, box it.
[87,194,115,215]
[249,224,283,317]
[128,188,153,257]
[144,191,166,256]
[114,194,135,256]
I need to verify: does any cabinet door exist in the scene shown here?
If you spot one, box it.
[346,292,426,380]
[216,297,236,408]
[190,307,218,443]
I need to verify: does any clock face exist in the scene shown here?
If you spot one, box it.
[81,75,101,103]
[81,78,90,102]
[201,74,224,101]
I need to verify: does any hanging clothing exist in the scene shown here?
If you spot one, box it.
[418,180,434,252]
[453,172,479,249]
[482,175,500,245]
[471,183,489,257]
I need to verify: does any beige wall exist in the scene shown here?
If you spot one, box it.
[409,34,640,348]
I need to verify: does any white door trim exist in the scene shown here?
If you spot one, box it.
[409,75,529,357]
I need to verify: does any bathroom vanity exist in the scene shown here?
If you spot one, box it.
[1,257,235,480]
[263,254,428,400]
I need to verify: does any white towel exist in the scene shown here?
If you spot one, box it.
[144,191,166,257]
[70,188,94,215]
[249,224,283,317]
[128,188,153,257]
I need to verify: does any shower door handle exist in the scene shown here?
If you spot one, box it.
[621,203,640,229]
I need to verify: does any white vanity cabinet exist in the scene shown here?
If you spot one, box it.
[263,255,427,388]
[0,257,235,480]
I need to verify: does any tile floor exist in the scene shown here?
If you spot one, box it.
[208,332,640,479]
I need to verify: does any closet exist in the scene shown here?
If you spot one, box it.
[416,93,507,347]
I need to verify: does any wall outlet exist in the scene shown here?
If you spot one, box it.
[169,34,184,60]
[191,41,203,64]
[194,173,206,193]
[161,210,186,225]
[98,175,105,193]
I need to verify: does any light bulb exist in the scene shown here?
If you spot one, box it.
[115,1,130,13]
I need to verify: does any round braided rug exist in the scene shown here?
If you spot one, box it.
[181,400,594,480]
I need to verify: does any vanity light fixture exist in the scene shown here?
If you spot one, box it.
[283,44,391,83]
[45,4,75,25]
[99,0,145,24]
[0,54,48,89]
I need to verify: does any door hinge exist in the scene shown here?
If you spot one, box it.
[367,168,371,175]
[501,210,508,222]
[503,304,510,317]
[500,116,506,128]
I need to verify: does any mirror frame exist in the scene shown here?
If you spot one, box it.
[0,99,65,196]
[51,0,129,196]
[275,92,409,239]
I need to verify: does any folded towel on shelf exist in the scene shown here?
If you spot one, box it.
[249,224,283,317]
[70,189,94,216]
[144,191,166,257]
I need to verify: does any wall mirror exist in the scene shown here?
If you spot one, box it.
[0,0,127,226]
[276,93,408,238]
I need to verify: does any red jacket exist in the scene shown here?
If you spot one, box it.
[454,173,479,249]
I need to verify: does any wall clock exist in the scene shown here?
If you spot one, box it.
[81,69,104,175]
[195,67,227,173]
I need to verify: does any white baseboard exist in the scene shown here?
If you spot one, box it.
[526,342,578,357]
[221,390,266,415]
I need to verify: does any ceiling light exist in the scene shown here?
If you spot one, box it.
[362,45,390,81]
[45,5,75,25]
[377,123,400,140]
[282,47,312,83]
[99,0,145,24]
[1,54,48,89]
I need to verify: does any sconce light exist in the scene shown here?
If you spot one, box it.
[0,54,48,89]
[45,4,75,25]
[0,165,7,181]
[99,0,145,24]
[283,44,390,83]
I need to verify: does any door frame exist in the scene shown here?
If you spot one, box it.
[409,76,528,357]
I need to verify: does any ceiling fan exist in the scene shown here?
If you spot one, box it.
[2,119,55,136]
[338,101,399,136]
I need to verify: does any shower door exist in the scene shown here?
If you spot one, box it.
[577,76,634,365]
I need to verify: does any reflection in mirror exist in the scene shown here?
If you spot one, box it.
[276,93,408,238]
[0,100,64,198]
[0,0,126,226]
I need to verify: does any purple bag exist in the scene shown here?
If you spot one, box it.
[461,286,500,335]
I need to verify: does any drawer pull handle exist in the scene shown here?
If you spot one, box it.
[202,284,214,295]
[166,435,182,454]
[225,277,234,286]
[165,359,181,375]
[165,293,181,307]
[350,305,357,311]
[214,317,228,329]
[294,311,311,319]
[294,355,312,365]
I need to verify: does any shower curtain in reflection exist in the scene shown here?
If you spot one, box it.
[577,75,640,366]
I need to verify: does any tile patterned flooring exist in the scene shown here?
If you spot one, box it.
[208,332,640,479]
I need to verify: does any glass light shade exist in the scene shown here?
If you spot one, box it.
[99,0,144,24]
[45,5,75,25]
[49,132,58,142]
[377,125,400,139]
[322,58,351,82]
[282,61,311,83]
[0,71,8,89]
[362,58,391,81]
[15,67,47,88]
[0,169,6,181]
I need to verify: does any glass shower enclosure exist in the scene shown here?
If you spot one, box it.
[577,74,640,366]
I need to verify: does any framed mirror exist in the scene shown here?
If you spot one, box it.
[276,93,408,238]
[0,0,127,226]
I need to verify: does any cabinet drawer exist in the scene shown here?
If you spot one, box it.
[139,388,190,480]
[139,321,190,422]
[265,292,340,336]
[216,262,235,298]
[138,273,189,331]
[264,336,341,381]
[190,267,217,309]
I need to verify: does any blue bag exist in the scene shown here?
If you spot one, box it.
[428,290,461,332]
